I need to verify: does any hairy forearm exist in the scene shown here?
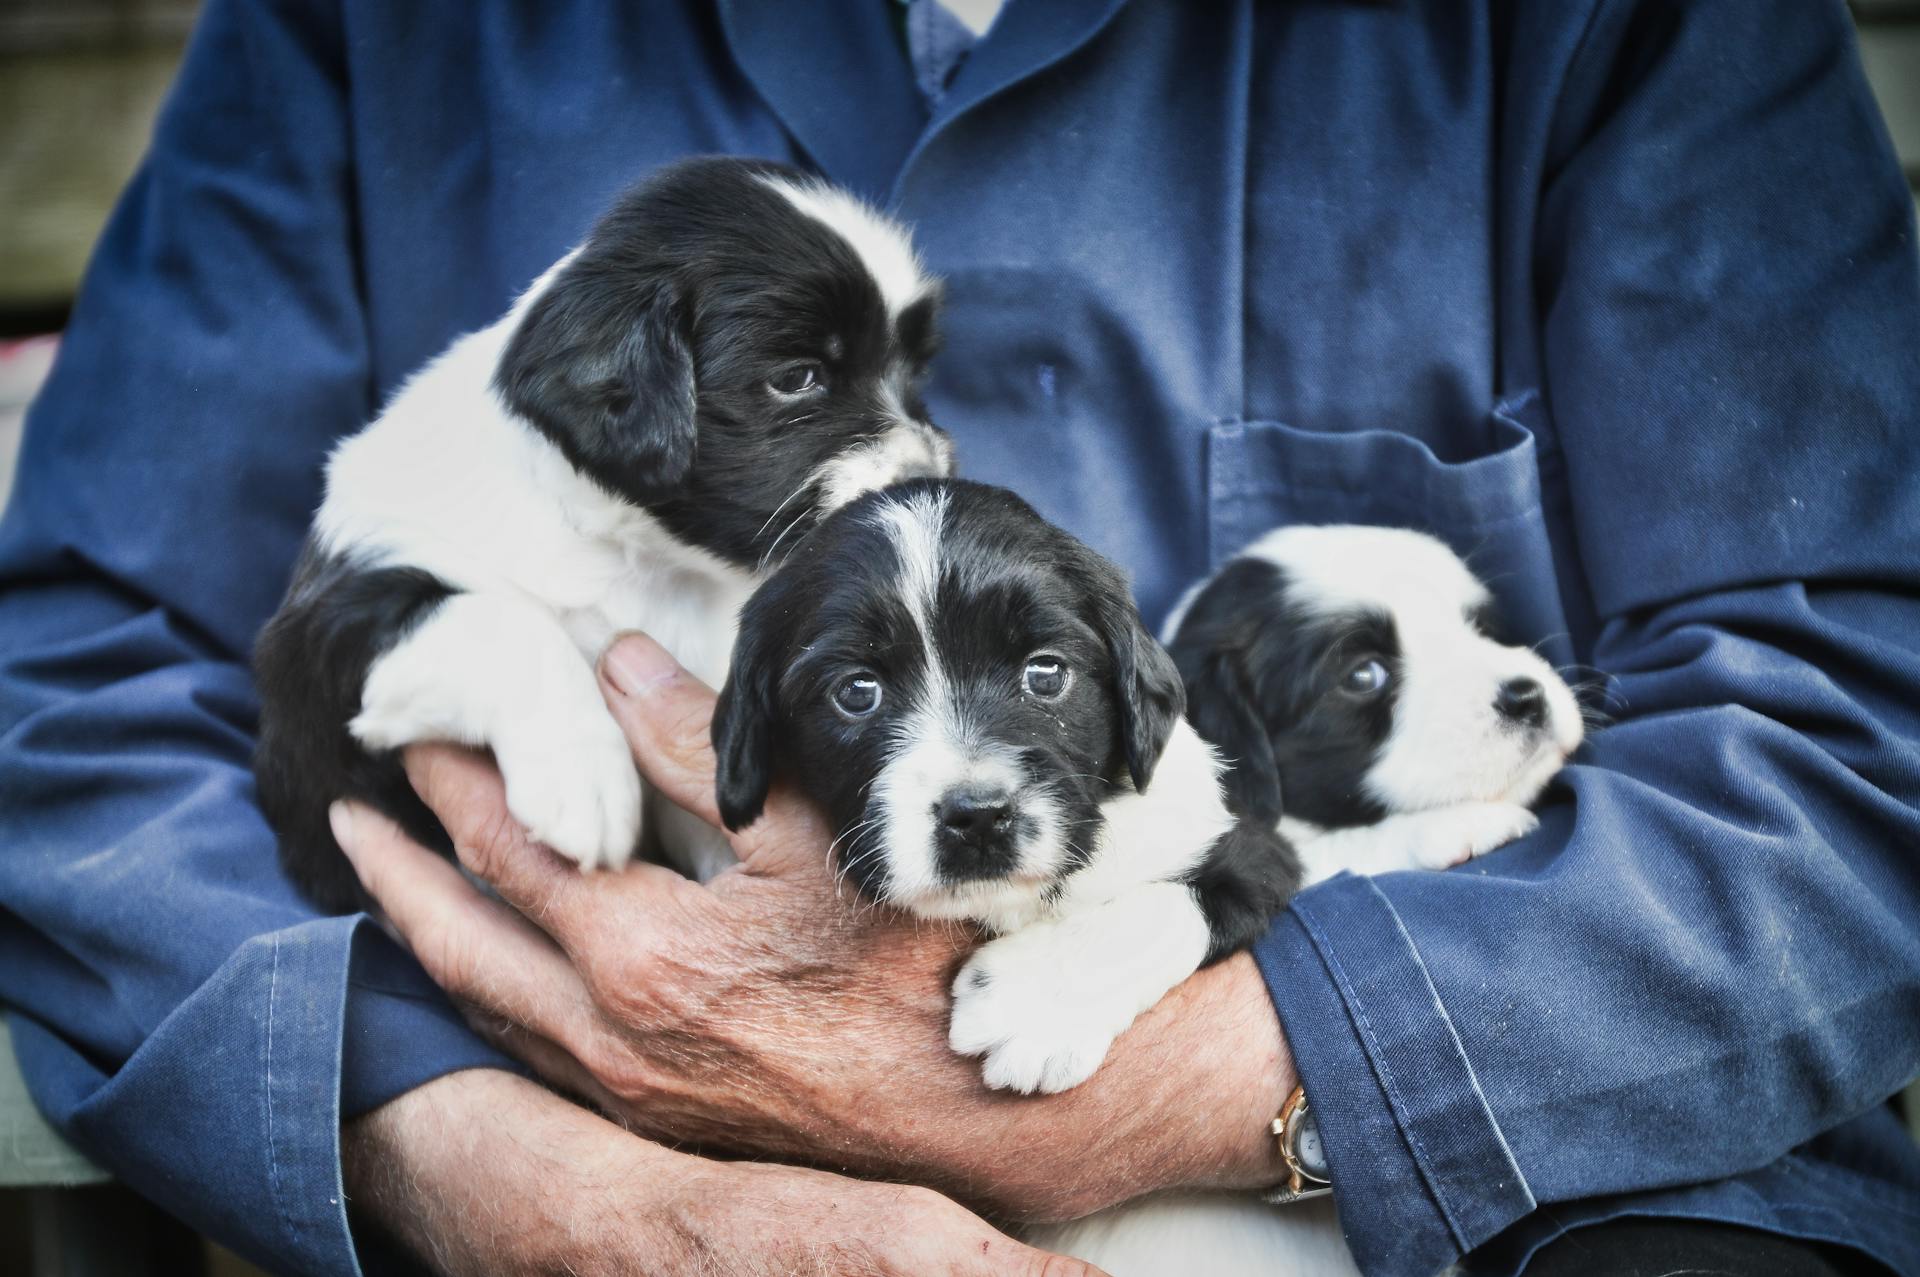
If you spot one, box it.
[342,1067,1089,1276]
[342,1068,675,1275]
[1123,952,1293,1193]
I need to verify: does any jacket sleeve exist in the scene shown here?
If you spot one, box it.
[0,1,509,1271]
[1255,3,1920,1274]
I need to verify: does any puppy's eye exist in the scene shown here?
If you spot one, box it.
[769,363,826,396]
[832,674,882,718]
[1343,659,1390,696]
[1022,656,1070,700]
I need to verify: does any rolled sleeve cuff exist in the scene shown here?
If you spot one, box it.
[14,914,512,1277]
[342,923,520,1120]
[1254,872,1536,1277]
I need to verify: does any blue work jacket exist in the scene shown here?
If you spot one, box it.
[2,2,1917,1274]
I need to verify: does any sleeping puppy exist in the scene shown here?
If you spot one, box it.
[1164,524,1584,883]
[255,157,953,911]
[711,478,1303,1094]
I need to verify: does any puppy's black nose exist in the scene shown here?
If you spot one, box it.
[1496,677,1548,728]
[935,787,1012,842]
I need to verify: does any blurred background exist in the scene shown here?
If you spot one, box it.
[0,1,1916,1273]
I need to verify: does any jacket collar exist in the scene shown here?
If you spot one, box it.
[719,0,1132,206]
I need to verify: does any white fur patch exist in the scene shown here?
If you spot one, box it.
[1028,1193,1359,1277]
[870,485,949,634]
[756,175,931,317]
[814,420,954,516]
[1057,719,1236,909]
[872,722,1035,907]
[1286,802,1540,886]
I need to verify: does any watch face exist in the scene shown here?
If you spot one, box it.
[1294,1110,1330,1180]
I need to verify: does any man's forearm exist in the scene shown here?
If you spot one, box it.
[342,1068,678,1275]
[344,1067,1099,1276]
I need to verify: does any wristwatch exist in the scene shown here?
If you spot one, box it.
[1265,1085,1332,1204]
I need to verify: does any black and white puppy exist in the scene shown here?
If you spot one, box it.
[255,157,952,911]
[712,478,1302,1094]
[1165,525,1584,883]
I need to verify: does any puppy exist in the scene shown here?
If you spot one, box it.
[711,478,1303,1094]
[254,157,953,910]
[1165,524,1584,884]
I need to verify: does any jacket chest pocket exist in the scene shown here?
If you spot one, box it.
[1205,390,1595,670]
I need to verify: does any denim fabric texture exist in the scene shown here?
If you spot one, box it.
[0,2,1916,1274]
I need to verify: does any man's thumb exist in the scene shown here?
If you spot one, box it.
[598,631,726,830]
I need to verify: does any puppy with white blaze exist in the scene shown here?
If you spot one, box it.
[254,157,953,911]
[711,479,1304,1096]
[1164,524,1585,884]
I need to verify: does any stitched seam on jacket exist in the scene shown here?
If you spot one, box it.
[1378,891,1531,1209]
[263,934,300,1251]
[1296,904,1473,1248]
[1219,486,1548,533]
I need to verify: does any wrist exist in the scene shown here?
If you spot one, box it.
[1138,951,1294,1193]
[988,952,1293,1221]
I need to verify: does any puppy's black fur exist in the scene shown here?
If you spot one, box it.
[254,548,455,910]
[713,479,1299,962]
[1170,557,1397,830]
[256,157,947,911]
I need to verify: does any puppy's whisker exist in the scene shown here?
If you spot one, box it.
[757,508,816,574]
[1559,669,1628,713]
[752,479,815,543]
[827,818,889,900]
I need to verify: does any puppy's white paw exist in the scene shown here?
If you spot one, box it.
[949,931,1125,1095]
[497,731,643,872]
[1410,802,1539,870]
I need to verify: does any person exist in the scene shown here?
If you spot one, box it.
[1,1,1917,1274]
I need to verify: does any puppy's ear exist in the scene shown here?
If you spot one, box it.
[1092,590,1187,794]
[1165,561,1285,825]
[1175,646,1283,826]
[711,626,779,833]
[494,262,697,503]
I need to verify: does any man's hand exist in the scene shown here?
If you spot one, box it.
[342,1068,1088,1276]
[332,632,1292,1223]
